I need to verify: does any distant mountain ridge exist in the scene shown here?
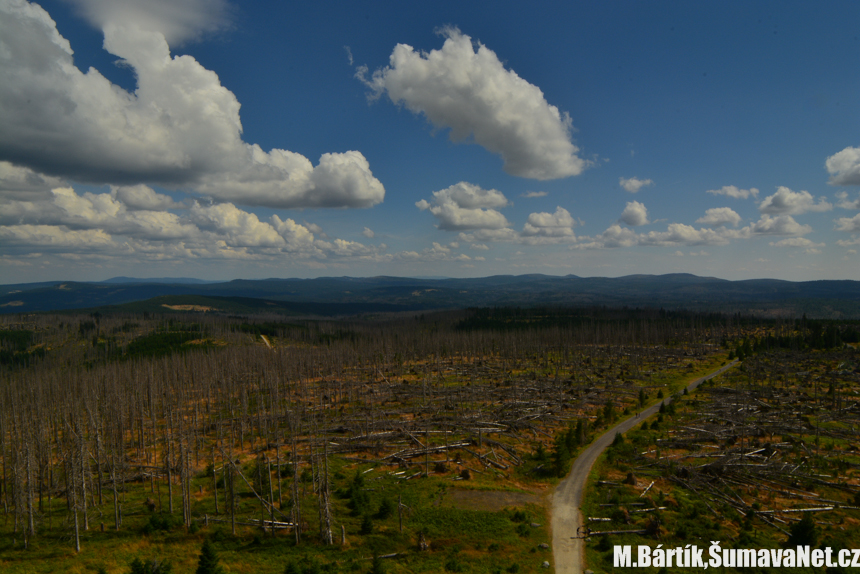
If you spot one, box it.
[1,274,859,318]
[100,276,219,285]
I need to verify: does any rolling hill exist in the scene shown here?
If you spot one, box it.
[2,274,859,318]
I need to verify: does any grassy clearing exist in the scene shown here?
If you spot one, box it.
[0,457,555,574]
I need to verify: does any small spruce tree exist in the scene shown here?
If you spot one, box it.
[360,513,373,535]
[786,514,818,548]
[195,539,225,574]
[552,435,571,477]
[376,497,395,520]
[370,554,386,574]
[603,400,615,422]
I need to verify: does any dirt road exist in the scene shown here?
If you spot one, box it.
[550,360,737,573]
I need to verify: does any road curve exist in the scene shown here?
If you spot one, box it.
[550,360,738,574]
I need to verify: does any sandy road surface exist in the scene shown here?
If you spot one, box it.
[550,360,738,573]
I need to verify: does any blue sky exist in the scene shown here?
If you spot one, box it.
[2,0,859,283]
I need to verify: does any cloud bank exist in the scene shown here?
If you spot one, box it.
[769,237,824,254]
[0,184,392,264]
[575,207,812,250]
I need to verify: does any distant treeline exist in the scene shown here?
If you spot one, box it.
[730,318,860,359]
[3,306,859,373]
[122,331,211,359]
[455,306,738,332]
[234,321,304,338]
[77,317,214,363]
[0,329,45,367]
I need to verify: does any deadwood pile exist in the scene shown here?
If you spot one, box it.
[618,347,860,535]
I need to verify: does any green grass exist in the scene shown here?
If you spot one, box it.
[0,456,554,574]
[410,508,512,540]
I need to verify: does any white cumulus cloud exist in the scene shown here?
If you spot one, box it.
[112,185,182,211]
[579,224,639,249]
[758,186,832,215]
[317,238,385,259]
[0,186,197,239]
[769,237,824,249]
[457,228,519,243]
[835,191,860,210]
[521,206,576,244]
[749,214,812,236]
[66,0,232,46]
[826,146,860,186]
[619,201,649,226]
[0,161,67,201]
[639,224,733,247]
[835,213,860,232]
[0,224,117,249]
[0,0,384,209]
[0,181,394,264]
[619,177,653,193]
[194,148,385,209]
[394,241,474,263]
[706,185,759,199]
[359,27,586,180]
[189,202,285,248]
[416,182,510,230]
[270,216,316,251]
[696,207,741,227]
[575,219,754,250]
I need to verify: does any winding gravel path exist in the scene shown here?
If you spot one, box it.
[550,360,737,573]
